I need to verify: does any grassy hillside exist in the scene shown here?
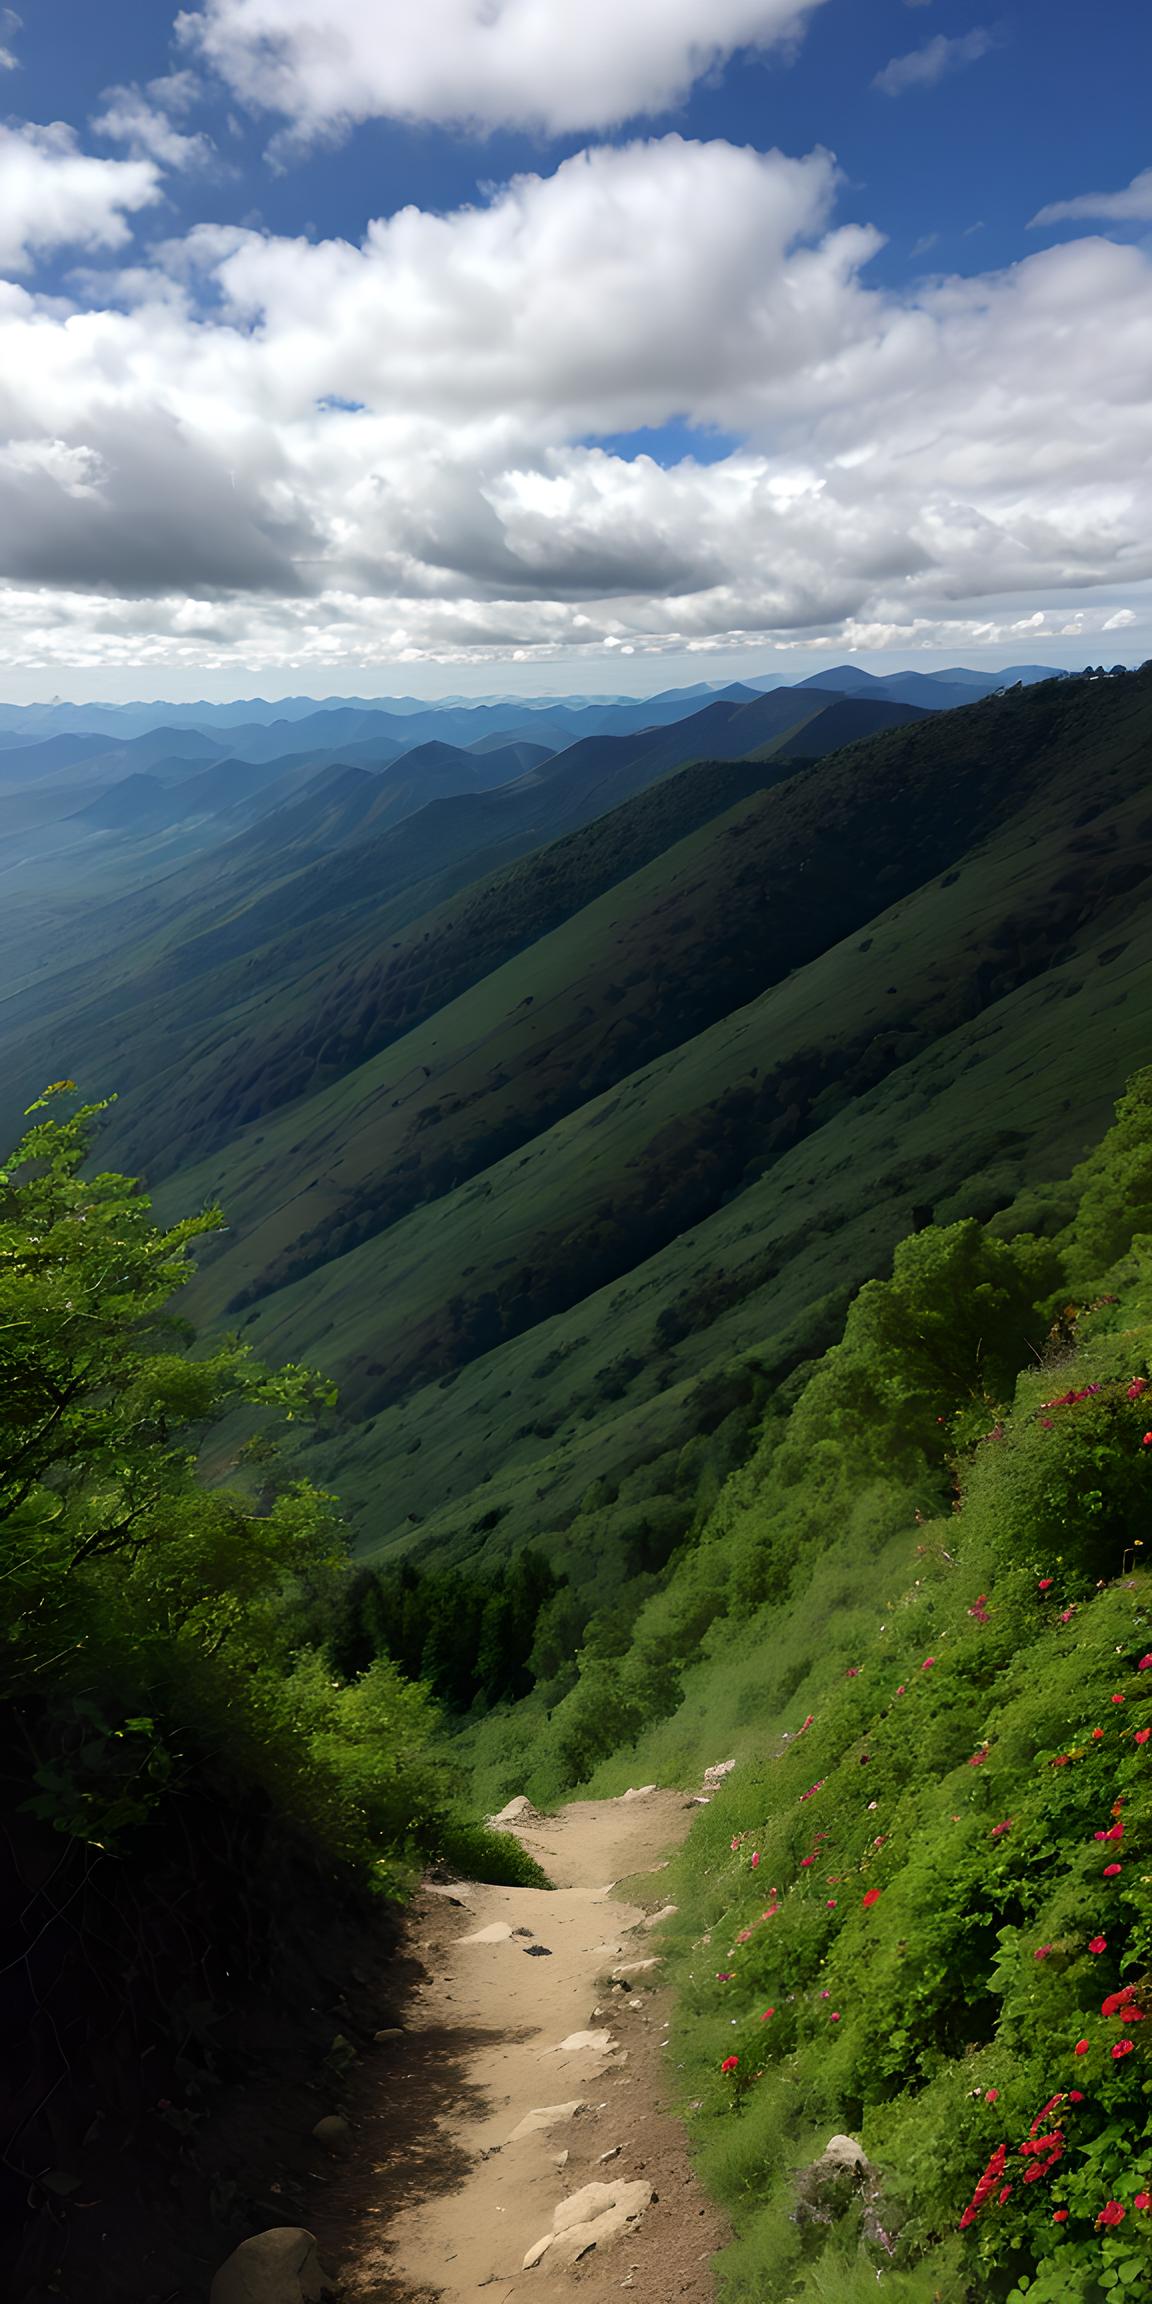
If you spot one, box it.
[466,1071,1152,2304]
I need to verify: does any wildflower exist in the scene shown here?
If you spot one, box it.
[1092,1728,1105,1740]
[991,1819,1013,1838]
[829,2012,841,2022]
[1051,1755,1072,1767]
[922,1657,936,1671]
[1112,2040,1135,2059]
[1139,1656,1152,1672]
[846,1667,860,1678]
[760,2008,775,2022]
[1112,1694,1127,1705]
[998,2185,1013,2205]
[1144,1435,1152,1450]
[1127,1378,1148,1399]
[1060,1609,1076,1624]
[1089,1936,1107,1954]
[720,2055,740,2074]
[715,1972,734,1981]
[985,2088,999,2103]
[862,1890,882,1909]
[826,1899,837,1908]
[1068,2092,1084,2103]
[1038,1578,1054,1592]
[969,1751,988,1767]
[1074,2040,1090,2056]
[1034,1945,1053,1962]
[1104,1863,1123,1876]
[1136,1728,1151,1745]
[730,1838,741,1852]
[1097,2202,1126,2229]
[1053,2209,1068,2222]
[800,1856,814,1869]
[750,1852,760,1868]
[1136,2193,1152,2212]
[895,1685,906,1696]
[1095,1822,1124,1842]
[959,2143,1009,2229]
[820,1989,830,1999]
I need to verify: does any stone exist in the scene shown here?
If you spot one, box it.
[548,2030,614,2055]
[310,2115,351,2154]
[553,2150,569,2170]
[610,1959,661,1981]
[209,2229,330,2304]
[640,1905,677,1931]
[702,1760,736,1787]
[822,2135,870,2172]
[373,2027,404,2042]
[522,2181,654,2274]
[794,2134,875,2231]
[619,1785,657,1801]
[506,2101,586,2145]
[488,1796,538,1827]
[459,1922,515,1944]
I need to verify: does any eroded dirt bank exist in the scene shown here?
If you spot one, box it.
[310,1789,725,2304]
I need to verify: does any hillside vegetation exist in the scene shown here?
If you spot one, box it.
[464,1070,1152,2302]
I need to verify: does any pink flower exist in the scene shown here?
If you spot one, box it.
[1097,2201,1126,2229]
[1139,1656,1152,1672]
[829,2012,841,2022]
[985,2088,999,2103]
[1135,2193,1152,2212]
[1034,1945,1053,1962]
[1112,2040,1134,2059]
[760,2008,775,2022]
[1060,1609,1076,1624]
[862,1889,882,1908]
[1038,1578,1054,1592]
[991,1819,1013,1838]
[826,1898,837,1908]
[1074,2040,1090,2056]
[845,1667,860,1678]
[921,1657,936,1671]
[969,1751,988,1767]
[1136,1728,1151,1745]
[721,2055,740,2074]
[750,1852,760,1868]
[1127,1378,1148,1399]
[1112,1694,1127,1705]
[1068,2091,1084,2103]
[1104,1863,1123,1877]
[1089,1937,1107,1954]
[895,1685,906,1696]
[800,1856,815,1868]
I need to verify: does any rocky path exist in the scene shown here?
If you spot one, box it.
[309,1788,725,2304]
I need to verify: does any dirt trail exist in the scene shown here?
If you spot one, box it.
[315,1788,724,2304]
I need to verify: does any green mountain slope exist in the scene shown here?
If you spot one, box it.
[147,670,1152,1593]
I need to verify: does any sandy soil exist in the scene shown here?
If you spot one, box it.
[311,1789,725,2304]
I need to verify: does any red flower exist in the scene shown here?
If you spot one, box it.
[1136,2193,1152,2212]
[826,1898,837,1908]
[1112,1694,1127,1706]
[1143,1435,1152,1450]
[1139,1656,1152,1672]
[750,1852,760,1868]
[1135,1728,1151,1744]
[1092,1728,1105,1740]
[1112,2039,1135,2059]
[1089,1937,1107,1954]
[800,1856,814,1868]
[1097,2202,1126,2229]
[760,2008,775,2022]
[921,1657,936,1670]
[969,1751,988,1767]
[998,2185,1013,2205]
[1104,1863,1123,1876]
[959,2143,1009,2229]
[1034,1945,1053,1962]
[1074,2040,1090,2056]
[845,1667,860,1678]
[829,2012,841,2022]
[1101,1989,1142,2018]
[1127,1378,1148,1398]
[1053,2209,1069,2222]
[1038,1578,1054,1591]
[721,2055,740,2074]
[1068,2091,1083,2103]
[991,1819,1013,1838]
[862,1890,882,1908]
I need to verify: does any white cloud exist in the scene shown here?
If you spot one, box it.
[0,121,161,274]
[1031,168,1152,229]
[0,135,1149,672]
[874,28,995,96]
[0,7,20,72]
[92,74,216,171]
[179,0,827,137]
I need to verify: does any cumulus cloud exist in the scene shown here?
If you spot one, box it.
[178,0,827,138]
[874,27,995,96]
[91,72,217,171]
[1031,168,1152,228]
[0,134,1149,670]
[0,120,161,274]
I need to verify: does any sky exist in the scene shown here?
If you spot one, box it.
[0,0,1150,699]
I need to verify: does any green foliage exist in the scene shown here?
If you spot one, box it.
[330,1549,564,1711]
[492,1066,1152,2302]
[0,1088,522,1886]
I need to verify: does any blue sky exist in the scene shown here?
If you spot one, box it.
[0,0,1150,697]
